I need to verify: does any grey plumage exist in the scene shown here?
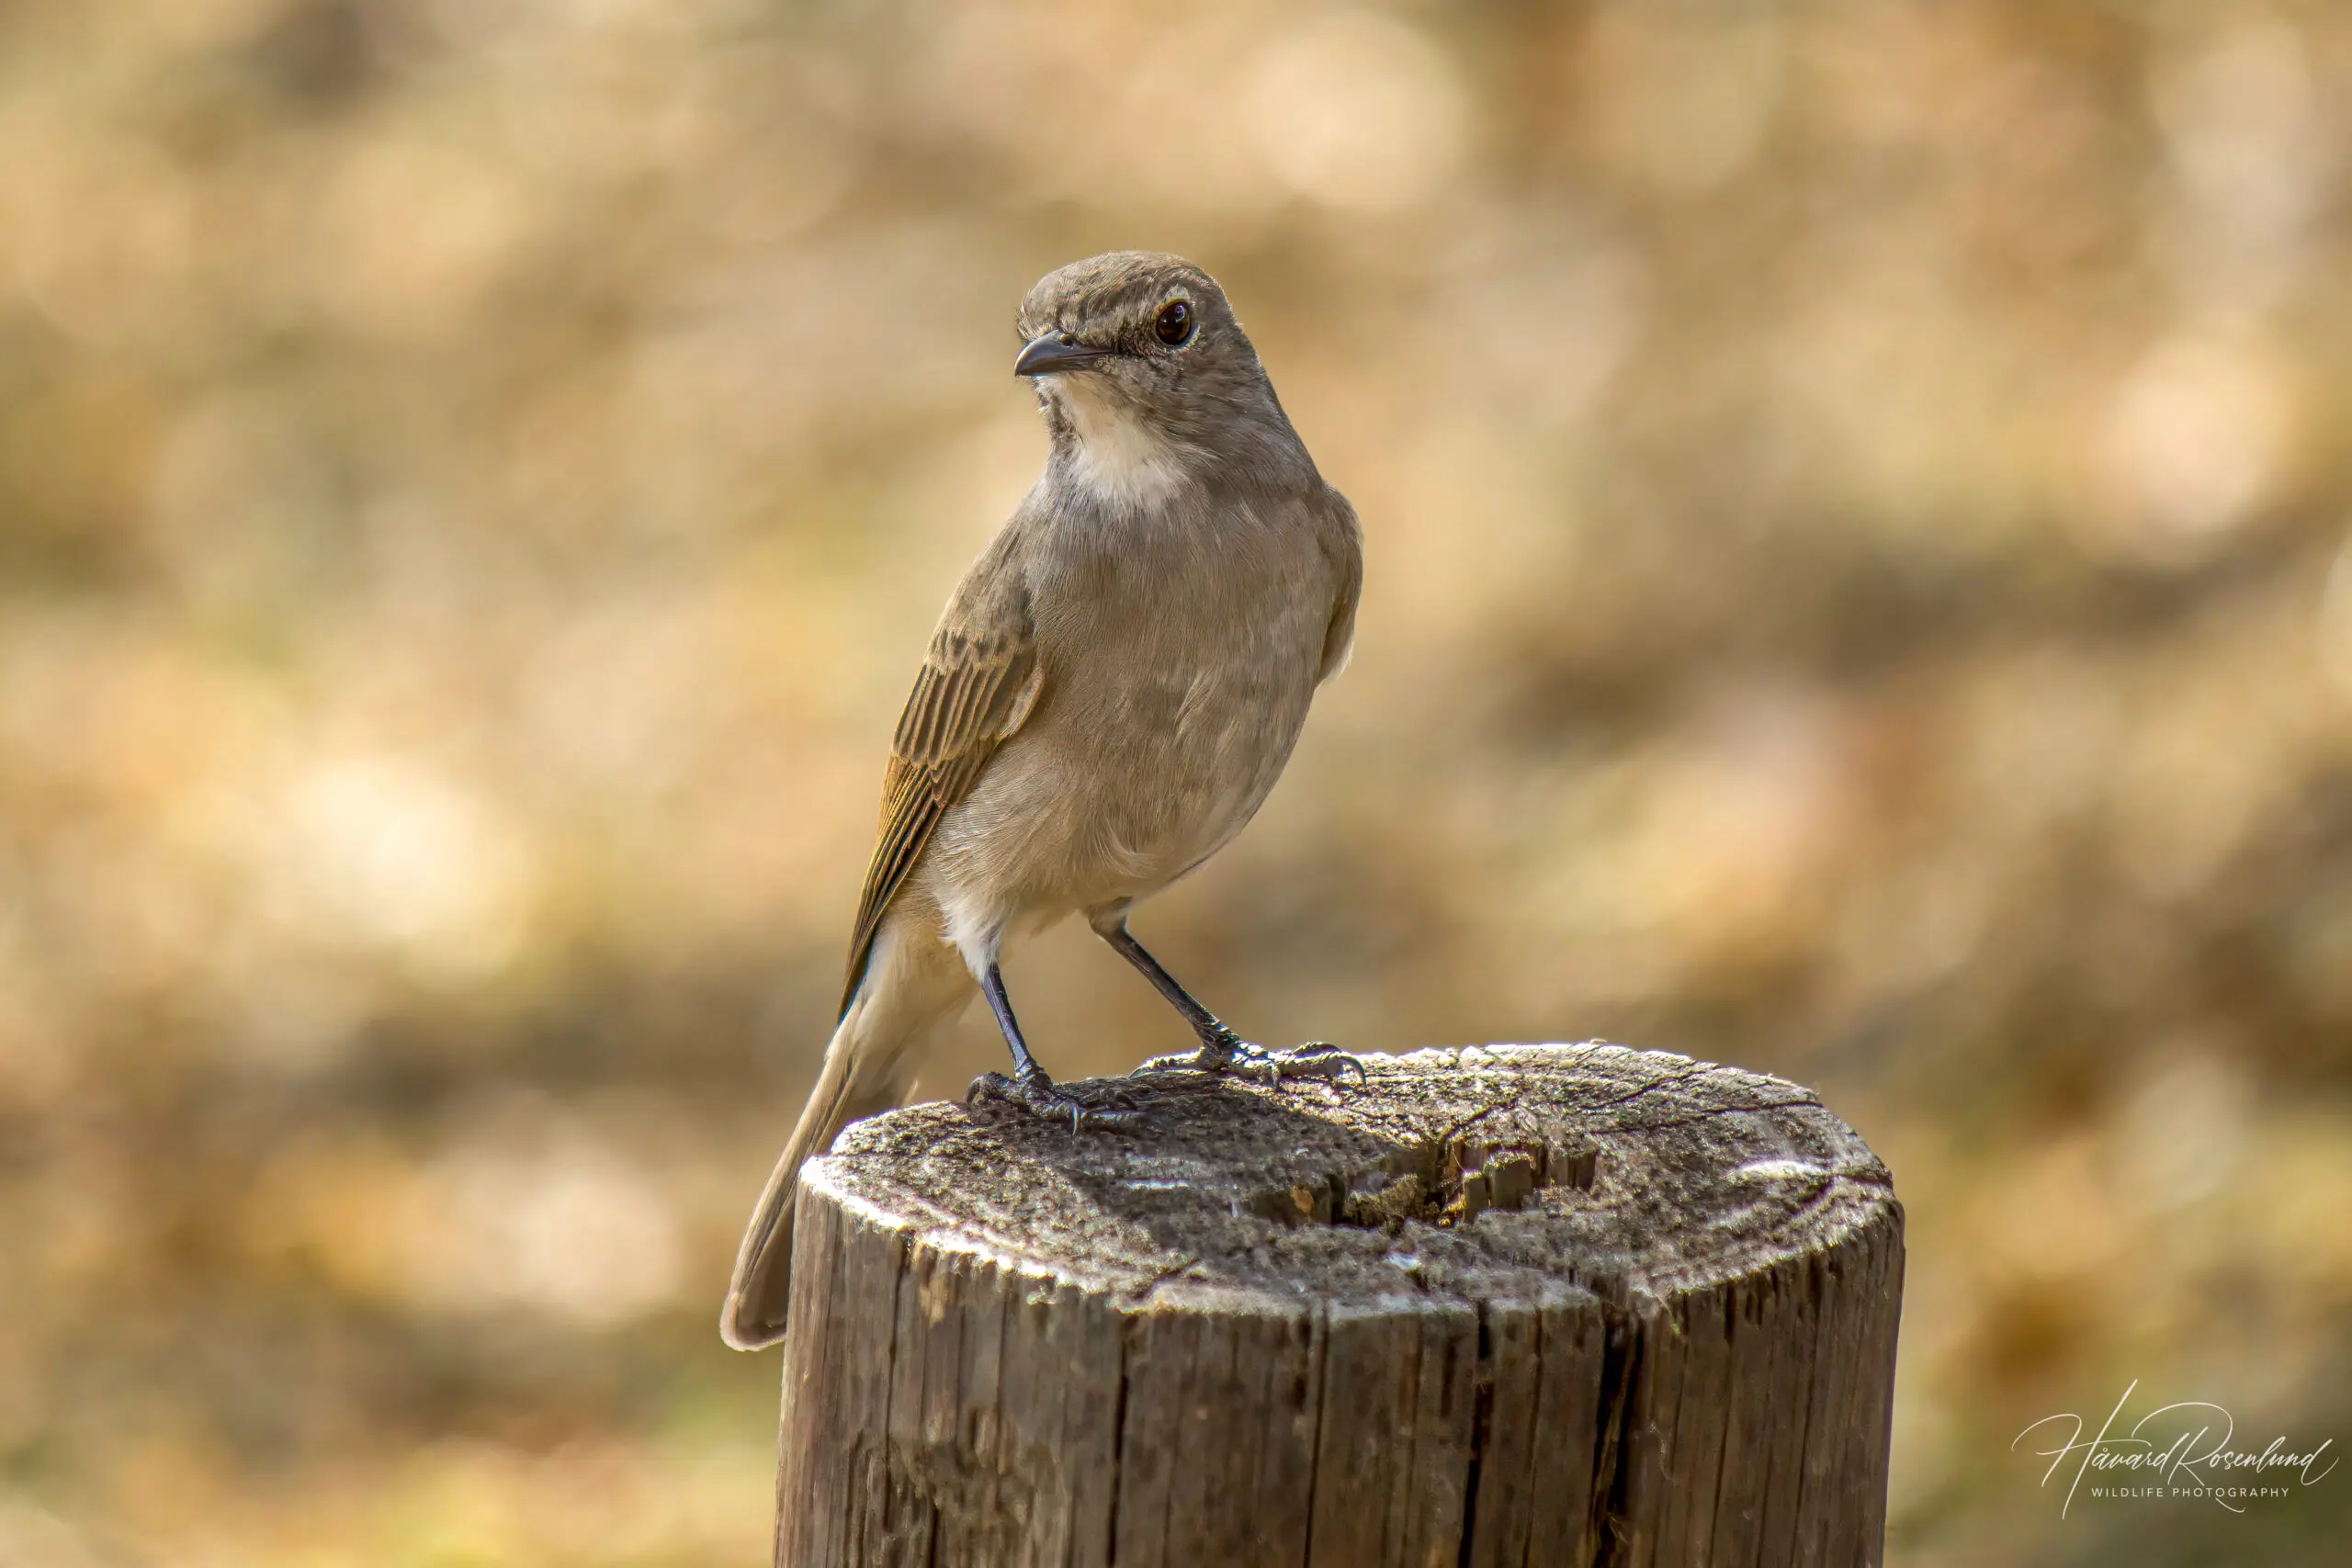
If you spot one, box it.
[722,253,1361,1350]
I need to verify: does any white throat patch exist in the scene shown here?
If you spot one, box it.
[1055,381,1188,509]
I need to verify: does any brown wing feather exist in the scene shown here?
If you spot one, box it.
[1314,485,1363,682]
[838,623,1038,1017]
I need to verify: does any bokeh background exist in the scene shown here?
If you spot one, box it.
[5,0,2349,1562]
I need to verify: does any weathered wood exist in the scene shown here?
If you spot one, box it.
[772,1043,1903,1568]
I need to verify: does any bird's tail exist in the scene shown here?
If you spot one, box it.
[720,923,963,1350]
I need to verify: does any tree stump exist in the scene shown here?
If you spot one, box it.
[772,1043,1903,1568]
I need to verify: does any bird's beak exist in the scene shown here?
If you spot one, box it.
[1014,334,1111,378]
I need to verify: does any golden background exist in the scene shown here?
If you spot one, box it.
[3,1,2346,1562]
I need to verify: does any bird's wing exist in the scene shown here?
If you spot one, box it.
[1315,486,1364,682]
[838,580,1041,1017]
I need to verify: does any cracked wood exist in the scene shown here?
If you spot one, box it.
[771,1043,1904,1568]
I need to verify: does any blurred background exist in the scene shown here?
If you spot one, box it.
[3,0,2348,1562]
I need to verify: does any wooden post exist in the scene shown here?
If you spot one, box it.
[771,1043,1903,1568]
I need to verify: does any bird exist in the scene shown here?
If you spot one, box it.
[720,252,1363,1351]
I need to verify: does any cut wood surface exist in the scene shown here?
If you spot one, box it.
[772,1043,1904,1568]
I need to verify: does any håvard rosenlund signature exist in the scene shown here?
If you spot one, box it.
[2012,1380,2336,1517]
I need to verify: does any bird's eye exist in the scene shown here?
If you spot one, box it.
[1154,299,1193,346]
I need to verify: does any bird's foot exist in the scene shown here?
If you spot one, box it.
[1132,1027,1367,1087]
[967,1066,1144,1131]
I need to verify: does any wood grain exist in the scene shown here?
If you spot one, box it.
[771,1043,1903,1567]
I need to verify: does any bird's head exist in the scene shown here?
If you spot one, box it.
[1013,252,1306,503]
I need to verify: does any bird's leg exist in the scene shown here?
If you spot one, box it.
[967,964,1140,1129]
[1099,919,1364,1086]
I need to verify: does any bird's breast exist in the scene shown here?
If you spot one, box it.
[932,503,1333,916]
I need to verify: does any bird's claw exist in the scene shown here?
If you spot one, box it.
[1132,1032,1367,1088]
[1237,1039,1369,1086]
[967,1069,1144,1130]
